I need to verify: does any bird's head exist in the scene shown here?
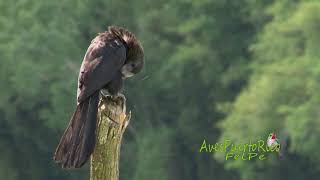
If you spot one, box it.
[268,132,276,140]
[108,26,144,79]
[121,46,144,78]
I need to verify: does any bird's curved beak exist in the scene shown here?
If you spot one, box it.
[121,65,134,79]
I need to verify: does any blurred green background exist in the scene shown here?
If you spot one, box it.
[0,0,320,179]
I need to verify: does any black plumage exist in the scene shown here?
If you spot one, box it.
[53,26,144,168]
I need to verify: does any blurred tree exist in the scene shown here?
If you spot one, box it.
[216,0,320,179]
[2,0,318,180]
[0,0,89,179]
[123,0,264,179]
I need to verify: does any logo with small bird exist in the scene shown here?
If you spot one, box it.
[267,132,280,149]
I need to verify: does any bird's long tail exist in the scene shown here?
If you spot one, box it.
[53,91,100,168]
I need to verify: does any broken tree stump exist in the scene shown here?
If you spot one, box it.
[90,95,131,180]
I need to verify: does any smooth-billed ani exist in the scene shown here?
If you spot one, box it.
[53,26,144,168]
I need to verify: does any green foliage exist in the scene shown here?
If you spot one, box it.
[217,0,320,179]
[132,127,172,180]
[0,0,319,179]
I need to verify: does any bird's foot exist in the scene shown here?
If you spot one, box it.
[115,93,126,102]
[107,93,126,104]
[100,89,125,100]
[100,90,126,112]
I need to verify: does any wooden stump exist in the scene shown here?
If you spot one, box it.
[90,95,131,180]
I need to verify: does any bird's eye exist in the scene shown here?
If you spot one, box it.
[131,63,135,68]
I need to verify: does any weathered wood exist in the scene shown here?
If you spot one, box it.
[90,95,131,180]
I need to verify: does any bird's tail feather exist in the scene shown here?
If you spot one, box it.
[53,91,100,168]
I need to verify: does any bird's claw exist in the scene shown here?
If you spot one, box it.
[115,93,126,102]
[100,90,126,112]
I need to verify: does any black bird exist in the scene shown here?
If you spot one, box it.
[53,26,144,168]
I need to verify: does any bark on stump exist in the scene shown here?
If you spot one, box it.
[90,95,131,180]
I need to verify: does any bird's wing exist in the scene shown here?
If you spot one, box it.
[77,36,126,103]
